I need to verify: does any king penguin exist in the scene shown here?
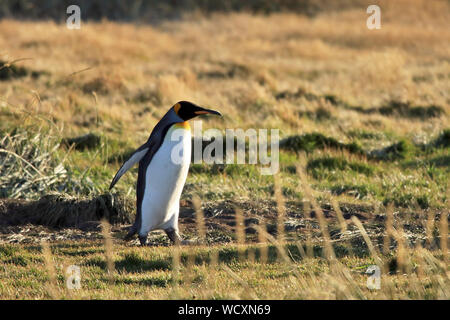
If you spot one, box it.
[109,101,221,245]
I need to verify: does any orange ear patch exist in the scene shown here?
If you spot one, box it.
[174,103,181,115]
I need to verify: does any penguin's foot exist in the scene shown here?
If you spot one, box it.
[124,231,135,241]
[180,239,196,246]
[165,228,184,245]
[138,234,148,246]
[124,225,137,241]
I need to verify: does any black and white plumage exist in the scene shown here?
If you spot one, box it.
[109,101,221,245]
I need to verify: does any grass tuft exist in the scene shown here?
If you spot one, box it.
[433,129,450,148]
[0,60,44,81]
[280,133,363,154]
[368,140,414,161]
[61,133,101,151]
[307,156,374,179]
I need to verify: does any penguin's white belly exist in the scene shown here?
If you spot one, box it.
[140,125,191,234]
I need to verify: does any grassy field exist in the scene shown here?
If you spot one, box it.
[0,0,449,299]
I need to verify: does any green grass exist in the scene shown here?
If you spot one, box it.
[306,156,375,179]
[0,240,447,299]
[280,133,363,154]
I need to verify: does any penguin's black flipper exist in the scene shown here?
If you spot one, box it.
[109,143,151,190]
[109,108,180,190]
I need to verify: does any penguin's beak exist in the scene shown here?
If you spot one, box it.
[194,107,222,117]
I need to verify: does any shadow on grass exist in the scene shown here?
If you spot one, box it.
[306,156,374,179]
[115,253,171,272]
[116,276,172,287]
[275,89,445,120]
[55,248,104,257]
[280,133,363,154]
[402,155,450,169]
[82,243,370,276]
[368,140,414,161]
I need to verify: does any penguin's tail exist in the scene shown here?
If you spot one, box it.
[124,224,137,241]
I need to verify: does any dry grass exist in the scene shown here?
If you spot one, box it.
[1,2,448,136]
[0,0,449,300]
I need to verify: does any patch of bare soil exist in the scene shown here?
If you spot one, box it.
[0,195,429,248]
[0,224,103,244]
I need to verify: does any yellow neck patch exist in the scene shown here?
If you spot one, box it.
[174,121,190,130]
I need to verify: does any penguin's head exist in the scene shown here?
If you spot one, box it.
[173,101,221,121]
